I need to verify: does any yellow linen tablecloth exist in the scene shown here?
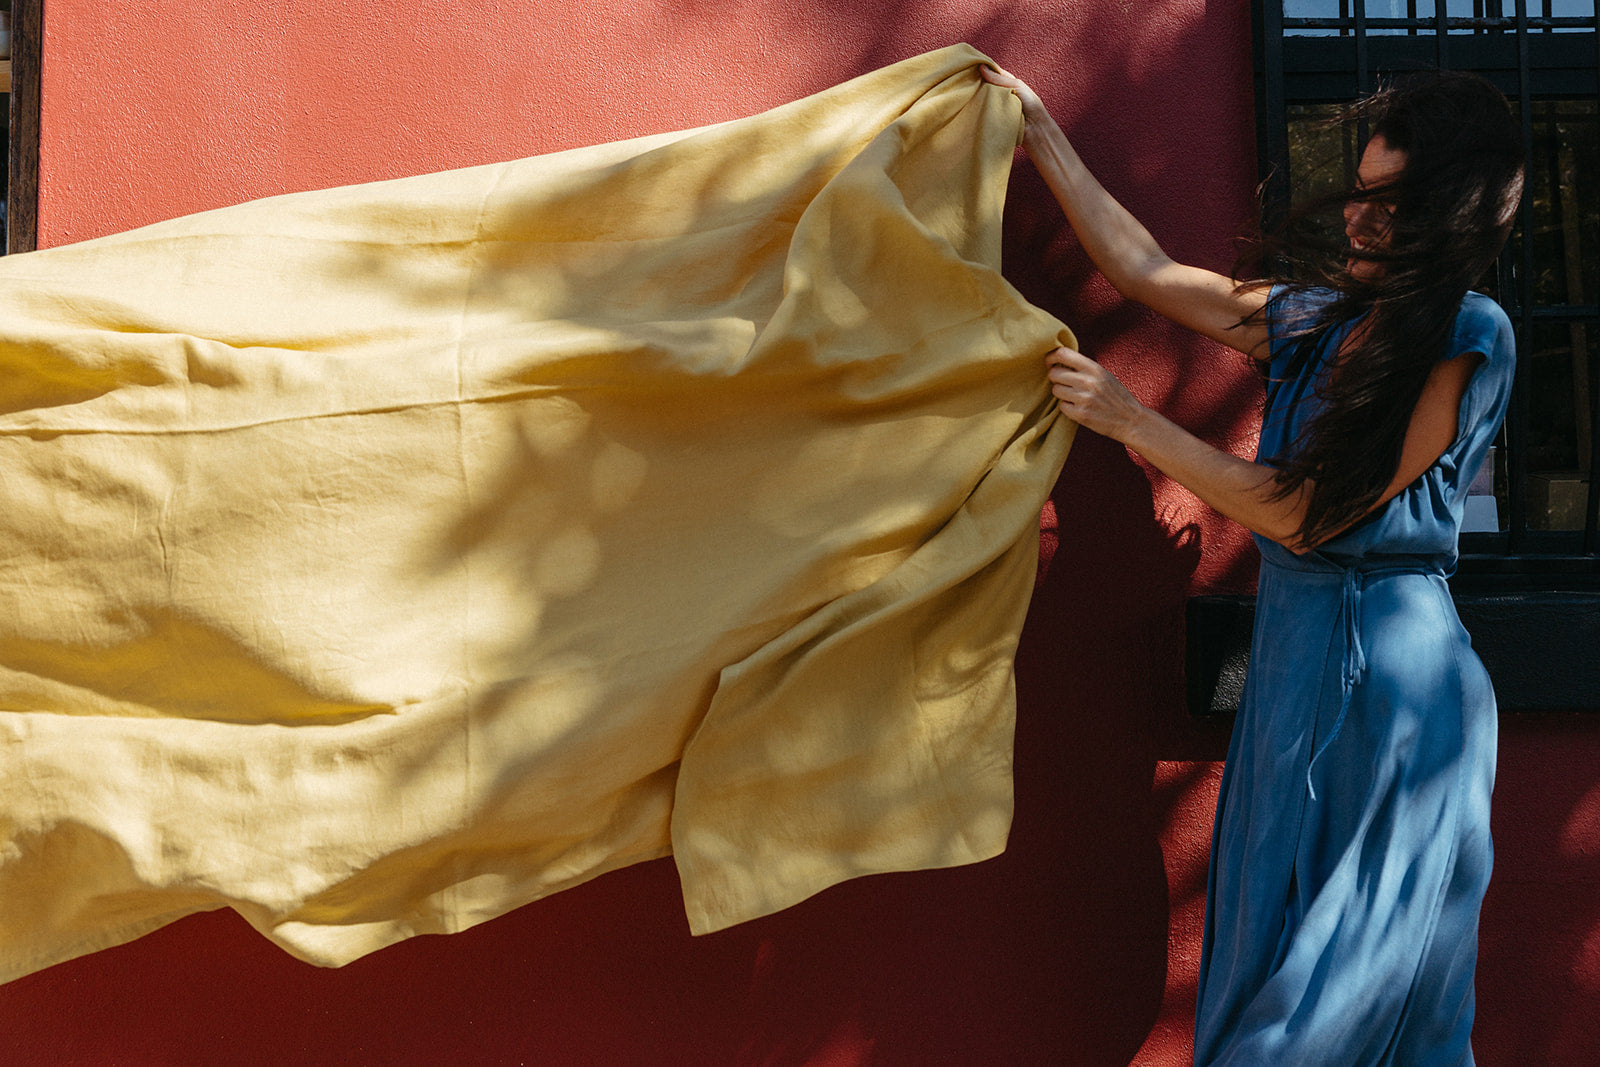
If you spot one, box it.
[0,43,1074,980]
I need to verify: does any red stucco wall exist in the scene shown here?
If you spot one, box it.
[5,2,1598,1064]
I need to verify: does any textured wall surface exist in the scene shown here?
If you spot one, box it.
[8,1,1598,1063]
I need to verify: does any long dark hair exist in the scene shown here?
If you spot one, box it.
[1246,70,1525,547]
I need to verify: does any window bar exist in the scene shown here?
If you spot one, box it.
[1256,0,1291,237]
[1289,17,1591,31]
[1586,0,1600,554]
[1505,0,1536,550]
[1437,1,1451,73]
[1588,330,1599,552]
[1355,0,1371,95]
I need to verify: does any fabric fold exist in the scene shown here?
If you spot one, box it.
[0,43,1074,980]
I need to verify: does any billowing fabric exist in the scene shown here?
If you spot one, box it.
[1195,288,1515,1065]
[0,44,1076,981]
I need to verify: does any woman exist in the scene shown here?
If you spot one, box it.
[982,65,1524,1063]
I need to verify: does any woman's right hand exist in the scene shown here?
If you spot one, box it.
[1045,346,1147,444]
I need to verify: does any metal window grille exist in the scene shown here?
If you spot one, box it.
[1253,1,1600,572]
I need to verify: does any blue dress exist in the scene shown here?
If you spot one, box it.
[1193,289,1516,1065]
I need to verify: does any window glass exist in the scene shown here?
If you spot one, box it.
[1446,0,1491,32]
[1284,0,1345,36]
[1286,104,1359,201]
[1371,2,1439,35]
[1525,323,1597,529]
[1514,98,1598,532]
[1549,0,1599,30]
[1522,99,1598,308]
[1285,0,1346,21]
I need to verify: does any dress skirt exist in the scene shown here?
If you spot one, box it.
[1194,553,1497,1065]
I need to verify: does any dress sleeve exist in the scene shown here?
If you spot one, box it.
[1448,292,1515,364]
[1449,292,1517,436]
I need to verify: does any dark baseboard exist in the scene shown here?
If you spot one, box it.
[1186,586,1600,716]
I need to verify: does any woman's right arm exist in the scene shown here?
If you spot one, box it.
[982,66,1273,360]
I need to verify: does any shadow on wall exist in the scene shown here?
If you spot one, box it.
[994,6,1259,1059]
[1012,432,1207,1062]
[1475,717,1600,1064]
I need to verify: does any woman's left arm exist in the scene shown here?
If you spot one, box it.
[1046,347,1482,552]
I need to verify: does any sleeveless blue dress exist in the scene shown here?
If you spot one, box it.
[1193,289,1516,1065]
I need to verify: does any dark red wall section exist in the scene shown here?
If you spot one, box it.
[5,2,1597,1063]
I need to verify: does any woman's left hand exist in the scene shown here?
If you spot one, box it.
[978,64,1052,138]
[1046,346,1147,443]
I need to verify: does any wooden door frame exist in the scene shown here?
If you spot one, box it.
[8,0,40,254]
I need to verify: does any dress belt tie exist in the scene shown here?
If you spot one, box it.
[1305,566,1368,801]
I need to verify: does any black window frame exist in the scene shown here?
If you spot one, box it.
[1188,2,1600,718]
[1252,0,1600,581]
